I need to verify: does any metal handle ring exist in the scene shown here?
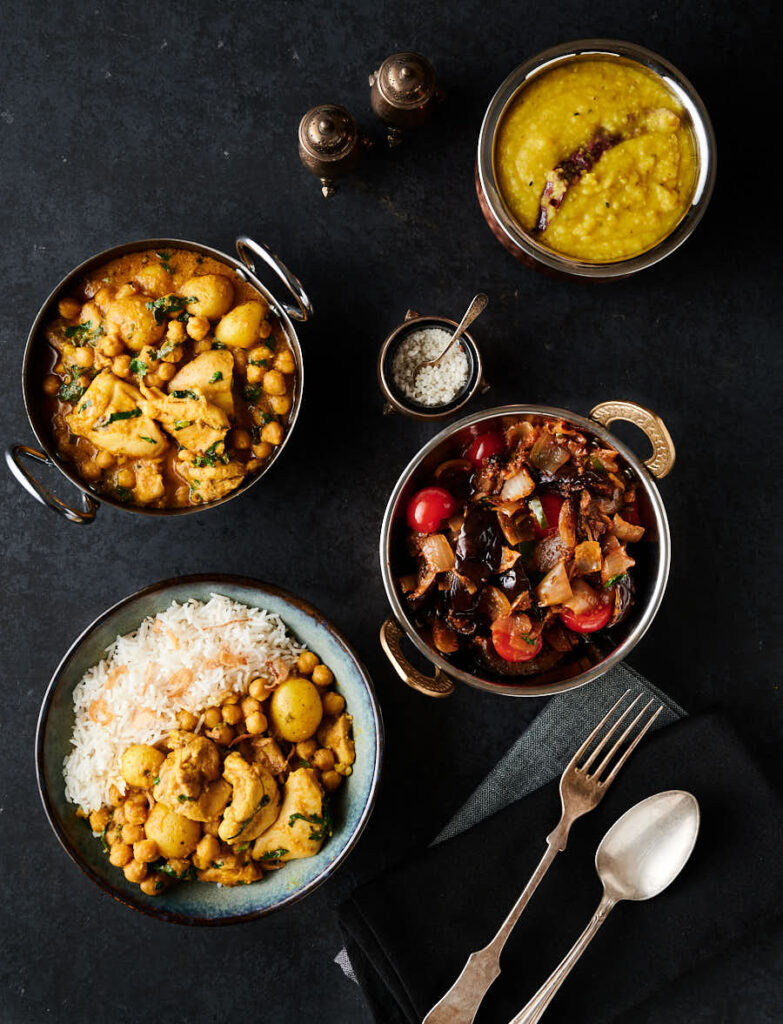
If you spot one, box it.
[380,618,455,698]
[589,400,676,479]
[235,236,313,323]
[5,445,98,524]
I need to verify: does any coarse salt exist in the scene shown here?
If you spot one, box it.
[391,327,470,407]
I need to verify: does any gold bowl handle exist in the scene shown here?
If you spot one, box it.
[379,619,455,698]
[589,401,676,479]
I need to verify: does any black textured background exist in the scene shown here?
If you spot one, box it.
[1,1,780,1021]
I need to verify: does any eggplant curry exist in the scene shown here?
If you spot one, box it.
[42,248,296,508]
[396,416,646,681]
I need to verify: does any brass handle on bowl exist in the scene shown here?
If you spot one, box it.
[380,619,455,698]
[5,445,98,524]
[589,401,676,479]
[235,235,313,323]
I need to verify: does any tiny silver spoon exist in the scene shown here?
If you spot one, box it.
[509,790,700,1023]
[413,293,488,380]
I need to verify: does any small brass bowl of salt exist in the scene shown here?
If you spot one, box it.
[377,295,489,420]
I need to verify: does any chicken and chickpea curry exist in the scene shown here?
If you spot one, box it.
[82,651,354,895]
[42,248,296,507]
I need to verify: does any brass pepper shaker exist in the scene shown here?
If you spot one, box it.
[298,104,361,197]
[369,51,441,146]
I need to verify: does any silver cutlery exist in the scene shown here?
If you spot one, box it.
[423,690,663,1024]
[509,789,700,1023]
[412,292,488,381]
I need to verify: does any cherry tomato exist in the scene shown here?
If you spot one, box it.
[560,600,612,634]
[406,486,456,534]
[465,431,505,466]
[491,617,543,662]
[531,493,564,539]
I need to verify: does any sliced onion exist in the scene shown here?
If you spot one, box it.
[410,568,437,601]
[500,467,535,501]
[505,420,536,448]
[399,573,417,594]
[496,510,534,546]
[498,545,520,572]
[535,560,573,607]
[434,458,472,480]
[420,533,455,573]
[431,619,459,654]
[562,578,599,615]
[573,540,602,575]
[611,513,645,543]
[558,498,577,548]
[530,433,571,475]
[601,535,635,584]
[479,585,512,622]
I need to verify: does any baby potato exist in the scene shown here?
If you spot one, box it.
[214,301,266,349]
[180,274,234,320]
[135,262,172,296]
[120,744,165,788]
[104,294,165,351]
[145,802,201,859]
[269,677,323,742]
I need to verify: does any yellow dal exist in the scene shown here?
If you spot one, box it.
[495,59,697,262]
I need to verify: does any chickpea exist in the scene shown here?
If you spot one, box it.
[222,703,243,726]
[58,297,82,319]
[207,723,234,745]
[296,739,318,760]
[269,394,291,417]
[167,858,191,876]
[112,354,132,378]
[73,346,94,368]
[121,823,145,845]
[232,348,248,372]
[80,460,101,482]
[116,468,136,490]
[312,664,334,688]
[80,301,102,323]
[258,319,273,340]
[193,338,212,354]
[77,373,91,389]
[274,348,295,374]
[261,421,283,446]
[186,315,210,341]
[313,747,335,772]
[89,807,111,834]
[322,691,345,716]
[124,798,148,825]
[262,369,286,396]
[245,458,262,474]
[133,839,160,863]
[232,428,251,451]
[245,711,267,735]
[297,651,319,676]
[96,451,115,470]
[246,363,263,384]
[94,287,113,312]
[43,374,60,396]
[112,803,126,826]
[145,373,164,388]
[140,876,166,896]
[241,696,261,718]
[203,707,222,729]
[321,770,342,792]
[177,709,198,731]
[193,833,221,871]
[100,335,125,358]
[203,818,221,837]
[157,362,177,382]
[252,441,273,460]
[165,320,186,343]
[109,843,133,868]
[249,345,274,364]
[160,344,184,364]
[248,678,268,701]
[123,859,148,884]
[108,784,123,807]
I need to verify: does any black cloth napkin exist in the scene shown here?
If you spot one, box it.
[339,709,783,1023]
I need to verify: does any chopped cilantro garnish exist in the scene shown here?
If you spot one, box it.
[129,358,147,377]
[140,435,157,445]
[106,408,141,424]
[171,389,199,400]
[145,295,196,325]
[211,341,226,349]
[64,320,102,345]
[58,378,86,403]
[209,370,223,383]
[156,251,175,274]
[114,486,132,502]
[244,384,262,403]
[604,573,627,589]
[288,803,333,843]
[260,848,289,861]
[174,420,193,430]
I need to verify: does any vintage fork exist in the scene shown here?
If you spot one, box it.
[422,690,663,1024]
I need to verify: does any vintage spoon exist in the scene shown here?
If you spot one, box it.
[509,790,700,1023]
[413,292,488,379]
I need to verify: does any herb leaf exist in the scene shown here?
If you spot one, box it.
[260,848,289,861]
[129,358,147,377]
[145,295,196,325]
[209,370,223,383]
[106,408,141,424]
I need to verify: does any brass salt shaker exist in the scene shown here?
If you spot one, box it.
[369,52,440,146]
[298,104,361,197]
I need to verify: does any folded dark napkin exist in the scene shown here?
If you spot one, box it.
[340,697,783,1022]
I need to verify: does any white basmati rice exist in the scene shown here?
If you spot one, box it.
[63,593,304,813]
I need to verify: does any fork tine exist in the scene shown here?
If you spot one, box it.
[589,698,656,779]
[599,704,664,789]
[563,689,633,773]
[578,692,643,774]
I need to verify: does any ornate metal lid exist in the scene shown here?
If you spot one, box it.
[374,52,435,108]
[298,104,358,163]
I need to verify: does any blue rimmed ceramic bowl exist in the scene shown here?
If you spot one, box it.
[36,574,383,925]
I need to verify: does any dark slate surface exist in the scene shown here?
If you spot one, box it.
[0,1,780,1021]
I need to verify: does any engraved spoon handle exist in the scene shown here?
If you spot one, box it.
[423,829,564,1024]
[416,292,488,372]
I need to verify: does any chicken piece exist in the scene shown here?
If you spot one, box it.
[196,855,262,886]
[104,293,166,351]
[167,350,235,416]
[243,735,287,775]
[252,768,326,863]
[186,778,232,823]
[218,752,279,845]
[317,713,355,769]
[153,734,221,817]
[132,459,165,505]
[66,371,168,458]
[139,383,229,454]
[176,451,246,503]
